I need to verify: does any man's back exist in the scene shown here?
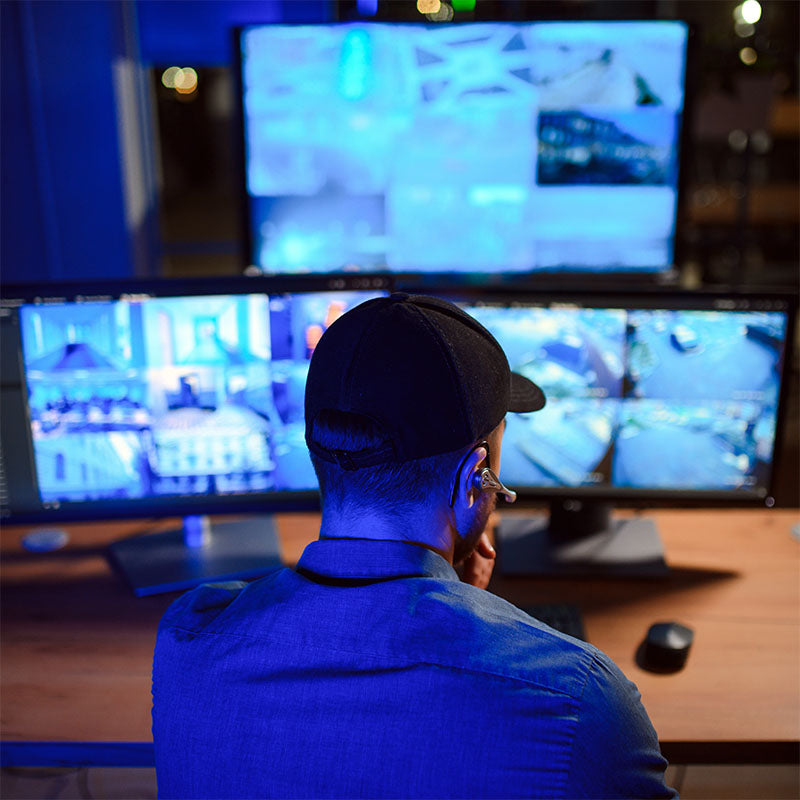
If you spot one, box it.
[152,538,675,799]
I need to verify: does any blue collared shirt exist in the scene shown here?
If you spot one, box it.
[152,538,676,799]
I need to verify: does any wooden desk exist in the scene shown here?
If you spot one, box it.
[1,509,798,765]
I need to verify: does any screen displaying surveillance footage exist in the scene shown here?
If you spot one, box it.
[240,21,688,274]
[464,302,789,496]
[17,290,384,504]
[10,289,790,512]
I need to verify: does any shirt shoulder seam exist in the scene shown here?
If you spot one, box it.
[160,623,594,699]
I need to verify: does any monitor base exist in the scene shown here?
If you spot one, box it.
[107,516,283,597]
[497,504,669,578]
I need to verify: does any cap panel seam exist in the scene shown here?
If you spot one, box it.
[410,296,506,359]
[410,298,510,433]
[342,302,387,409]
[411,298,509,439]
[406,304,474,441]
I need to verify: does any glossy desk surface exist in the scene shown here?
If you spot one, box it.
[1,508,798,764]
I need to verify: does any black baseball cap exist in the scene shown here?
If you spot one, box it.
[305,293,545,469]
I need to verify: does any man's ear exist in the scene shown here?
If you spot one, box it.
[456,445,487,510]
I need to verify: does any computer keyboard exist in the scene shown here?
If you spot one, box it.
[522,603,587,642]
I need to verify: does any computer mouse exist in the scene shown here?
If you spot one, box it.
[640,621,694,673]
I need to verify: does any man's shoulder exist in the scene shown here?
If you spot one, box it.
[412,578,613,701]
[158,577,265,633]
[155,568,626,705]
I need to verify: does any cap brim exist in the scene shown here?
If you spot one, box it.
[509,371,546,413]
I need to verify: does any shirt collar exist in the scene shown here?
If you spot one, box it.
[296,538,458,583]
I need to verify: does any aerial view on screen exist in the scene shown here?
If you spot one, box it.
[241,21,687,273]
[465,303,787,493]
[19,292,378,503]
[617,310,786,490]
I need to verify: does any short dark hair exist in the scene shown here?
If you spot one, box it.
[309,409,464,515]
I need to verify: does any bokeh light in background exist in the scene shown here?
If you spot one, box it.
[736,0,762,25]
[426,2,454,21]
[416,0,440,14]
[161,66,181,88]
[175,68,198,95]
[739,46,758,66]
[731,2,761,67]
[161,66,199,95]
[733,1,761,40]
[356,0,475,14]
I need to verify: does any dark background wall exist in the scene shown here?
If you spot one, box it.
[2,1,138,282]
[0,0,331,285]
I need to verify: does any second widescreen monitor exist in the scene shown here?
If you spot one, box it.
[240,21,688,274]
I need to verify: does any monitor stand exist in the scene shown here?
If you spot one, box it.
[107,515,283,597]
[497,500,669,578]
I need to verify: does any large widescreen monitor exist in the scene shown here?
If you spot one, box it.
[2,282,793,584]
[239,20,689,276]
[0,275,390,594]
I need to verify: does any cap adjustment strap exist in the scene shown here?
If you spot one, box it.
[333,450,357,470]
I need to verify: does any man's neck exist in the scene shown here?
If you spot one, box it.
[319,505,456,563]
